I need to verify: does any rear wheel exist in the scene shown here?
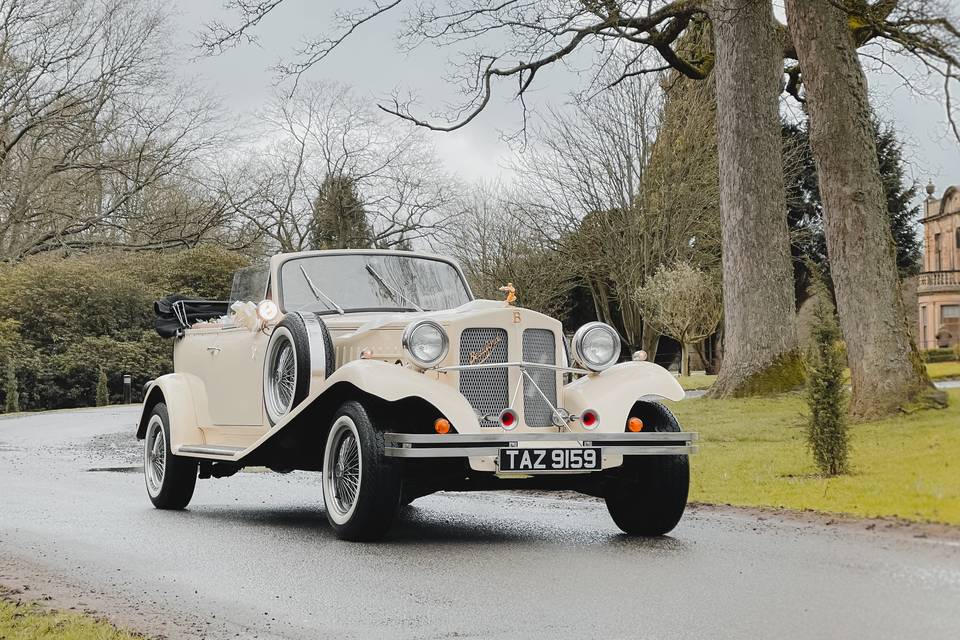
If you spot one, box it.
[322,401,401,541]
[144,402,197,510]
[604,402,689,536]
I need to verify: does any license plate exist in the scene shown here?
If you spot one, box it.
[498,447,601,473]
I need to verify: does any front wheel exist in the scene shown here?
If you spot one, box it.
[144,402,198,510]
[604,402,689,536]
[322,401,401,541]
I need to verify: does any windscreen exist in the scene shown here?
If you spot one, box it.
[230,263,270,302]
[279,253,472,314]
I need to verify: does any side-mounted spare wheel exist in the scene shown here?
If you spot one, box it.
[263,312,335,425]
[144,402,198,509]
[322,400,402,541]
[604,401,690,536]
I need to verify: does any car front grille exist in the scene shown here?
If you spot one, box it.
[522,329,558,427]
[459,328,509,427]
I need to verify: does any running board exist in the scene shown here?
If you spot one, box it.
[177,444,245,459]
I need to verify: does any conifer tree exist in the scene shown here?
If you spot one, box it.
[804,274,849,476]
[4,361,19,413]
[95,367,109,407]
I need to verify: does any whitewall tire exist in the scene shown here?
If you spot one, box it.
[321,401,402,541]
[143,402,197,510]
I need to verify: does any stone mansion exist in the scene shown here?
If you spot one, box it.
[918,183,960,349]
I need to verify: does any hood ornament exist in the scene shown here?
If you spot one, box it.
[498,282,516,306]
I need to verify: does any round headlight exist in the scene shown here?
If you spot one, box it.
[402,320,449,368]
[572,322,621,372]
[256,299,279,323]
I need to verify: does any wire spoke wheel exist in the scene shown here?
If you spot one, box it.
[144,415,166,496]
[142,403,197,510]
[323,416,363,524]
[266,335,297,419]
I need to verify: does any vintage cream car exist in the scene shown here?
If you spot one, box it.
[139,249,697,541]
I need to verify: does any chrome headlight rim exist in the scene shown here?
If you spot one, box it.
[572,321,621,372]
[401,320,449,368]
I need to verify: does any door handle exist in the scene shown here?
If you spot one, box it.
[206,346,222,355]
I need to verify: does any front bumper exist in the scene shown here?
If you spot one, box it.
[383,431,698,460]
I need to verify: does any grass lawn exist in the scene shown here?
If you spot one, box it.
[0,596,142,640]
[667,388,960,525]
[675,374,716,390]
[674,361,959,391]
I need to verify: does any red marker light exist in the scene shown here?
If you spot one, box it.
[499,409,518,430]
[581,409,599,430]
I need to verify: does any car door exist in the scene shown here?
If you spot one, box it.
[203,327,269,427]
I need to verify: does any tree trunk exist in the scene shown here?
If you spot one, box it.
[680,341,690,377]
[785,0,942,418]
[641,318,661,362]
[707,0,803,398]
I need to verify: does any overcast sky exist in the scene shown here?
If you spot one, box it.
[172,1,960,205]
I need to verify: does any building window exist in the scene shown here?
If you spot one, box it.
[934,232,942,271]
[943,305,960,322]
[956,227,960,250]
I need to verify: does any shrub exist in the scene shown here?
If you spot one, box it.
[3,360,18,413]
[95,367,109,406]
[922,348,958,363]
[0,246,247,410]
[804,284,849,476]
[161,245,248,299]
[44,332,172,408]
[634,262,723,377]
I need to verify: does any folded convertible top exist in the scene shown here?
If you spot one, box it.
[154,294,230,338]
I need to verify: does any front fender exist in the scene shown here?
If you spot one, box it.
[563,361,685,433]
[136,373,207,451]
[313,359,482,432]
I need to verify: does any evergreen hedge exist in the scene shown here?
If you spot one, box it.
[0,246,247,411]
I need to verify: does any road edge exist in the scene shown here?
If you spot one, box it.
[0,553,215,640]
[688,501,960,542]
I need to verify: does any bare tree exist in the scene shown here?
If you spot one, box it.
[200,1,959,133]
[508,50,719,354]
[506,60,661,347]
[200,1,798,396]
[203,0,960,403]
[218,82,458,252]
[786,0,946,416]
[0,0,237,260]
[444,180,574,317]
[636,262,723,376]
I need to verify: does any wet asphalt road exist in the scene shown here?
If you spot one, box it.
[1,406,959,640]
